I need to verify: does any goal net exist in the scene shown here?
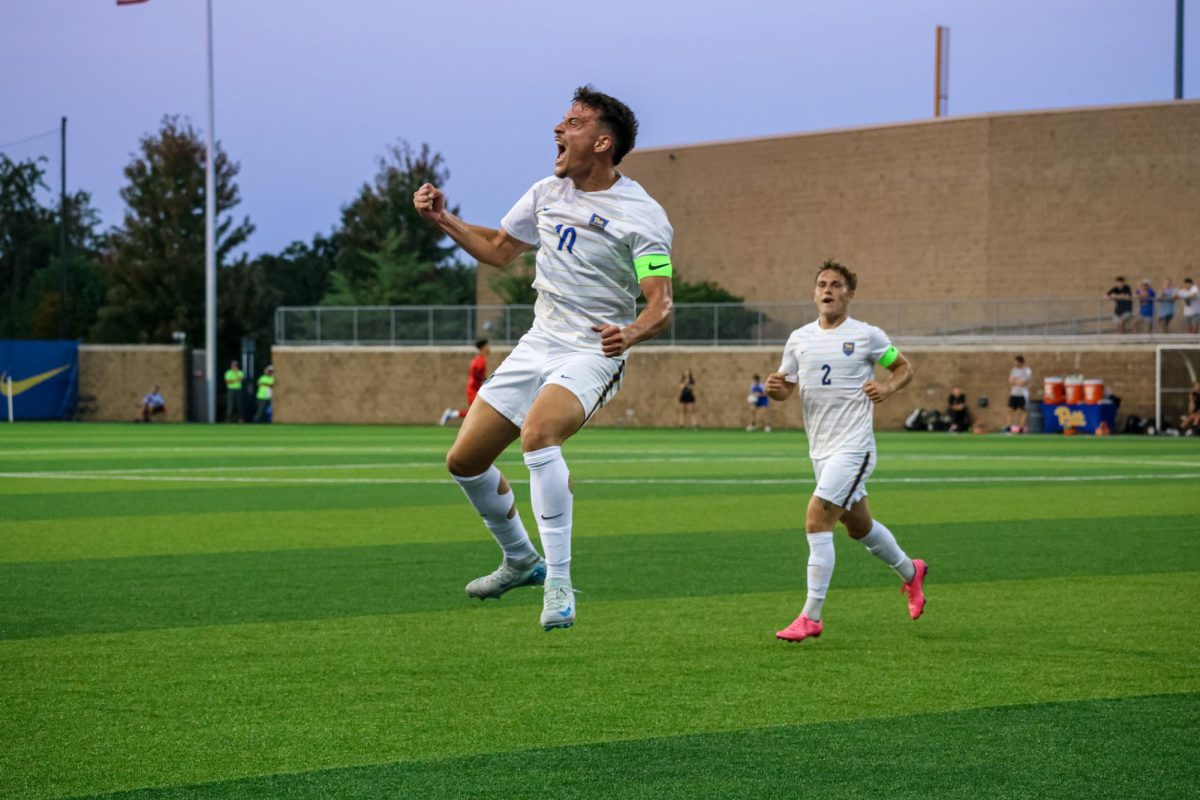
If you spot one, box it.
[1156,345,1200,432]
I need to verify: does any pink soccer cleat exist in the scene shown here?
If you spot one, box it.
[902,559,928,620]
[776,613,823,642]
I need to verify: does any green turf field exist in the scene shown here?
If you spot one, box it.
[2,423,1198,799]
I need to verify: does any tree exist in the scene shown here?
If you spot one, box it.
[488,251,538,305]
[325,141,473,305]
[255,233,336,308]
[0,155,105,338]
[671,277,743,303]
[92,116,255,344]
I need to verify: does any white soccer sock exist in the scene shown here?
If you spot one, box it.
[524,445,573,582]
[802,532,835,621]
[860,520,916,582]
[453,467,538,561]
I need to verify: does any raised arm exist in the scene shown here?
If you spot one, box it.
[592,275,673,358]
[413,183,531,267]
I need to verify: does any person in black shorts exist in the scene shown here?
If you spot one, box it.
[1007,356,1032,433]
[947,386,971,433]
[678,369,697,429]
[1106,276,1133,334]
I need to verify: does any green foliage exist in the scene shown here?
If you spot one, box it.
[671,276,744,303]
[92,116,256,345]
[325,141,473,306]
[255,234,336,308]
[0,155,104,338]
[487,251,538,305]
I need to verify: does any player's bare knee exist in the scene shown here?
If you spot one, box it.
[520,424,563,453]
[445,448,484,478]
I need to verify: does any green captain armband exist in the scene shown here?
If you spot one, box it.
[878,345,900,368]
[634,254,673,280]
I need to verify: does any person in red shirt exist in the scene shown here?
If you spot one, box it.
[440,339,491,425]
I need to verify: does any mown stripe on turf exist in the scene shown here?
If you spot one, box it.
[4,574,1196,799]
[6,467,1199,523]
[77,693,1200,800]
[2,515,1198,639]
[3,478,1196,563]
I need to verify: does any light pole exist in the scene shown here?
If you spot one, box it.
[1176,0,1186,99]
[204,0,216,423]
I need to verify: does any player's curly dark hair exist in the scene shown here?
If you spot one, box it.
[815,259,858,292]
[573,85,638,166]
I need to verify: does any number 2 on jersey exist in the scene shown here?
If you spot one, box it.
[820,364,832,385]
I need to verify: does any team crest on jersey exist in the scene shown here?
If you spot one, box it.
[842,342,855,356]
[588,213,609,230]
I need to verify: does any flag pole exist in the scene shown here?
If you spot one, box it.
[204,0,216,423]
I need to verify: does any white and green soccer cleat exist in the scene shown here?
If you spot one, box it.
[464,553,546,600]
[540,577,576,631]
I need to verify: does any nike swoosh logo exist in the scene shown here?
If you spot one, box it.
[559,607,573,618]
[540,513,564,520]
[1,364,71,397]
[558,374,573,380]
[647,262,669,270]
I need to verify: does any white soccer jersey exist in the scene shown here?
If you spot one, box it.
[777,317,893,460]
[501,175,673,353]
[1009,366,1032,399]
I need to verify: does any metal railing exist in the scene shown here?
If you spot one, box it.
[275,300,1193,346]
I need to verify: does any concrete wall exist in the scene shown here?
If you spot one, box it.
[273,344,1158,432]
[78,345,188,422]
[478,101,1200,306]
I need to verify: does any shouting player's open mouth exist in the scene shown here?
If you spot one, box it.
[555,138,566,166]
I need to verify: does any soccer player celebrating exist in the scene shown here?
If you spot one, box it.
[766,260,926,643]
[413,86,674,631]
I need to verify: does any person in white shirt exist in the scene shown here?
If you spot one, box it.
[413,86,674,632]
[1007,355,1033,433]
[766,261,926,643]
[1179,278,1200,334]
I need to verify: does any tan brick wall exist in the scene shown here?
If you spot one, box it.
[273,344,1157,432]
[476,101,1200,305]
[78,345,187,422]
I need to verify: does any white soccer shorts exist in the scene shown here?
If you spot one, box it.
[477,327,625,428]
[811,450,875,509]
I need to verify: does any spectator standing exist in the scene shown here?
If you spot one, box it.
[677,369,697,429]
[947,386,971,433]
[1007,356,1032,433]
[1136,279,1156,332]
[254,365,275,423]
[1158,278,1178,332]
[747,373,771,432]
[1179,278,1200,334]
[1106,277,1133,333]
[224,360,245,422]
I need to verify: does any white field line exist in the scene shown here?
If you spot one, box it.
[3,452,1199,475]
[2,471,1199,486]
[0,455,803,476]
[0,445,713,458]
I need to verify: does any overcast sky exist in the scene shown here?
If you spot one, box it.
[2,1,1194,258]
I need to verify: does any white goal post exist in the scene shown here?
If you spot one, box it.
[1156,344,1200,431]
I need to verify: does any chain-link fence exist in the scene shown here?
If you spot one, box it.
[275,299,1174,346]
